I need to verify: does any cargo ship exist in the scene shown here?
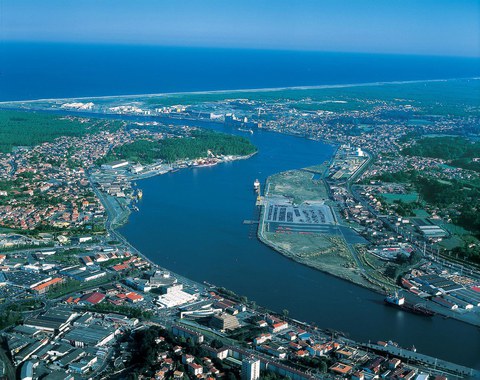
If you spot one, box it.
[384,292,435,317]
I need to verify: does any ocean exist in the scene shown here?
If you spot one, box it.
[1,42,480,101]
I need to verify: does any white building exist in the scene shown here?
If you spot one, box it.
[156,288,197,308]
[101,160,129,170]
[241,357,260,380]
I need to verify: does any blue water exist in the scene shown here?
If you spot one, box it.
[119,122,480,370]
[2,42,480,369]
[1,42,480,101]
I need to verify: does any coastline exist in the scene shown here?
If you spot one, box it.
[0,77,476,105]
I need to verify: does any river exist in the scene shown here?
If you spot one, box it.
[119,122,480,369]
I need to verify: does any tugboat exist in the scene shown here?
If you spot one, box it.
[384,292,435,317]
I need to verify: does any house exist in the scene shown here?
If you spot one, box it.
[188,363,203,376]
[182,354,195,364]
[254,333,272,345]
[270,321,288,333]
[330,362,353,376]
[125,292,144,303]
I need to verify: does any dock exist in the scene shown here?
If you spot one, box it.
[243,220,259,225]
[362,343,480,378]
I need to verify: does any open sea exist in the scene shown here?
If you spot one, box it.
[1,42,480,101]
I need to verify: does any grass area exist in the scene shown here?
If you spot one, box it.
[413,209,430,218]
[99,257,126,268]
[438,236,465,250]
[47,275,113,299]
[382,193,419,204]
[304,162,329,174]
[262,228,372,288]
[0,110,122,152]
[84,302,152,319]
[47,251,80,266]
[267,169,328,204]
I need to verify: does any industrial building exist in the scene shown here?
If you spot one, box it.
[156,288,197,308]
[63,324,117,347]
[100,160,129,170]
[24,308,77,333]
[209,313,240,331]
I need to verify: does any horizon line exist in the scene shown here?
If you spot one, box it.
[3,39,480,60]
[0,77,478,105]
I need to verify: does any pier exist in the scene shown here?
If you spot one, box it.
[362,343,480,378]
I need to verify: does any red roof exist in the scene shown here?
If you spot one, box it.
[112,263,128,272]
[126,292,143,301]
[32,277,63,292]
[81,291,106,305]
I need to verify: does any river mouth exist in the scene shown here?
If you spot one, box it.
[117,121,480,370]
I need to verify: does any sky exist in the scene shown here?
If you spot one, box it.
[1,0,479,57]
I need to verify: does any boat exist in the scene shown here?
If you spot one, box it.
[254,179,260,191]
[196,161,218,168]
[238,128,254,134]
[137,189,143,199]
[384,292,435,317]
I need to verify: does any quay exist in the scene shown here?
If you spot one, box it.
[362,343,480,378]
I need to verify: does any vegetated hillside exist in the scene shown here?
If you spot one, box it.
[100,129,256,164]
[402,136,480,172]
[0,110,122,152]
[375,169,480,263]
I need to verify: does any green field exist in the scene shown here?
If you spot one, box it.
[267,169,328,205]
[413,209,430,217]
[382,192,419,204]
[0,110,123,152]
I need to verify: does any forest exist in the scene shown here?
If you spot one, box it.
[402,136,480,172]
[100,129,256,164]
[0,110,121,152]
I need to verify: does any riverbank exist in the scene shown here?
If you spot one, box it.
[94,151,258,232]
[256,166,480,329]
[257,168,384,293]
